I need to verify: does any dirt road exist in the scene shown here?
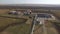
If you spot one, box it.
[33,21,58,34]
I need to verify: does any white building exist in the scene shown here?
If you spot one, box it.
[36,13,56,24]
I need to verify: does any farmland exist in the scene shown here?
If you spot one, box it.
[0,9,60,34]
[0,16,32,34]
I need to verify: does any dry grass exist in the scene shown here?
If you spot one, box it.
[0,14,31,34]
[0,9,9,14]
[2,24,31,34]
[52,11,60,17]
[0,17,27,27]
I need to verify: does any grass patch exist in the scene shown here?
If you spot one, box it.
[50,20,60,26]
[0,17,27,27]
[4,24,31,34]
[0,17,27,32]
[0,16,31,34]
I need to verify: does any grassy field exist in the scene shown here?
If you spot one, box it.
[0,9,60,34]
[0,16,31,34]
[0,17,27,27]
[2,24,31,34]
[51,11,60,19]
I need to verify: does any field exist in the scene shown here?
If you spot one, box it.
[1,24,31,34]
[0,16,31,34]
[0,9,60,34]
[0,8,33,34]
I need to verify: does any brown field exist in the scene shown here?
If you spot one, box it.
[52,11,60,17]
[0,9,9,14]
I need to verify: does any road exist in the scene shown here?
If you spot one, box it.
[31,20,59,34]
[31,13,58,34]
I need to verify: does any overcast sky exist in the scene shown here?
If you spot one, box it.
[0,0,60,4]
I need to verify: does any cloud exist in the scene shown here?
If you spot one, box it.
[0,0,60,4]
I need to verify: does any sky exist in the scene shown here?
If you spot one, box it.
[0,0,60,4]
